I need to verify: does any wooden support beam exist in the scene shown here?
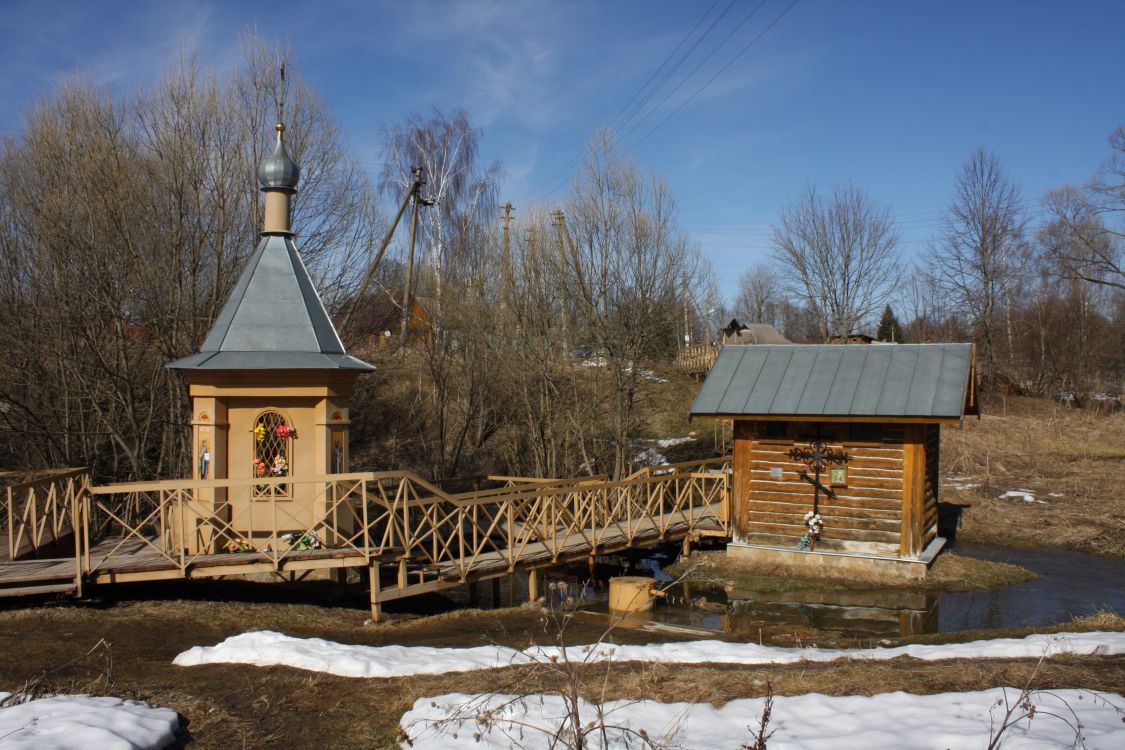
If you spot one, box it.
[368,563,383,623]
[528,568,539,603]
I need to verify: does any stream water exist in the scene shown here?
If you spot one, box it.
[523,543,1125,641]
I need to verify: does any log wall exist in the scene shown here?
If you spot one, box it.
[732,420,936,557]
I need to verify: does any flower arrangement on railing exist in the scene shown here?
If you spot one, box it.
[797,511,823,551]
[224,536,253,553]
[281,532,321,551]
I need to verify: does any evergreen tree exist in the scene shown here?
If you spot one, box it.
[876,305,904,342]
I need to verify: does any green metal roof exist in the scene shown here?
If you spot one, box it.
[689,343,974,419]
[167,234,374,372]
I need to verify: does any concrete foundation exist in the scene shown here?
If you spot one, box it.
[725,536,946,580]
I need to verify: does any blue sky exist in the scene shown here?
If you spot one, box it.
[1,0,1122,302]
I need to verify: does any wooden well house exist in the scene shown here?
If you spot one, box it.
[691,343,977,578]
[167,120,374,554]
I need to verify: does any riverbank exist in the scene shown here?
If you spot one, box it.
[0,591,1121,749]
[666,548,1037,596]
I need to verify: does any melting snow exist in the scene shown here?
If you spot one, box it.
[173,630,1125,679]
[943,476,980,491]
[655,436,695,448]
[999,489,1048,504]
[399,688,1125,749]
[0,695,178,750]
[633,448,669,467]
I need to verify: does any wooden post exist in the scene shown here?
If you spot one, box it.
[681,535,692,559]
[901,425,926,558]
[368,563,383,623]
[528,568,539,603]
[507,573,516,607]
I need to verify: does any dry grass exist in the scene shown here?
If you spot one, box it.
[942,396,1125,558]
[668,549,1036,595]
[0,598,1121,749]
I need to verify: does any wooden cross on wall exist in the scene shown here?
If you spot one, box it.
[786,425,850,514]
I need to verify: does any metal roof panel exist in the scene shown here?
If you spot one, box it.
[691,343,974,419]
[770,346,818,413]
[743,347,794,413]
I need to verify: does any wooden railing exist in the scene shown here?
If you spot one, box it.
[81,459,730,583]
[674,344,718,375]
[2,468,88,562]
[0,459,730,599]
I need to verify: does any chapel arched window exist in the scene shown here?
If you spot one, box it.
[252,410,294,497]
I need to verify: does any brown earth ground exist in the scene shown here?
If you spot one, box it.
[2,395,1124,748]
[941,395,1125,558]
[0,591,1122,750]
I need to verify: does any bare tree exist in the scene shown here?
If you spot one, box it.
[0,37,378,479]
[928,148,1026,381]
[562,133,709,477]
[1040,125,1125,291]
[735,262,782,326]
[378,109,502,323]
[770,183,901,341]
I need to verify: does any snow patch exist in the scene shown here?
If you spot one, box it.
[655,436,695,449]
[942,475,980,491]
[0,695,178,750]
[632,448,669,467]
[399,688,1125,750]
[999,489,1048,504]
[173,630,1125,679]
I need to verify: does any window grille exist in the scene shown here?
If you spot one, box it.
[252,411,293,498]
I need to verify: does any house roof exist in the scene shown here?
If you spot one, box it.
[726,323,790,344]
[167,234,374,372]
[690,343,975,420]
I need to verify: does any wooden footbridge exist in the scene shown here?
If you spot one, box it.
[1,460,729,619]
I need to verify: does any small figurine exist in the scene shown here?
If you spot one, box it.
[198,440,210,479]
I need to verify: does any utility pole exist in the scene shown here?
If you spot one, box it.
[681,272,691,350]
[400,166,428,353]
[500,202,514,304]
[340,167,425,336]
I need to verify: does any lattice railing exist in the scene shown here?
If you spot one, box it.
[18,458,730,587]
[2,468,88,562]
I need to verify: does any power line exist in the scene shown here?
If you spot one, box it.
[617,0,770,145]
[610,0,741,140]
[604,0,728,135]
[626,0,802,154]
[511,1,740,204]
[515,0,802,207]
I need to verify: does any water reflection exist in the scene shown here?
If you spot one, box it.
[443,542,1124,641]
[607,543,1121,639]
[938,543,1125,631]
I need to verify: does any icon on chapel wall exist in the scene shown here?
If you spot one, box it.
[199,440,211,479]
[332,435,344,473]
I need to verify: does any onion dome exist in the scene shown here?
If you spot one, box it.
[257,124,300,191]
